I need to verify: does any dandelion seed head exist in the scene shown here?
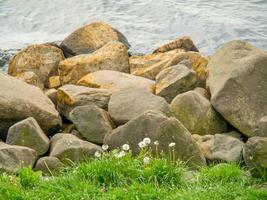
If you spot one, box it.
[154,140,159,145]
[102,144,109,151]
[143,157,150,165]
[122,144,130,151]
[138,141,146,148]
[169,142,176,147]
[143,137,151,145]
[94,151,101,158]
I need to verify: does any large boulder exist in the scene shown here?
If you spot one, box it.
[0,142,37,173]
[60,22,130,57]
[57,85,111,119]
[34,156,64,175]
[206,41,267,137]
[6,117,50,156]
[15,71,44,89]
[108,88,171,125]
[69,105,115,144]
[104,110,206,168]
[170,90,228,135]
[155,64,198,102]
[58,41,130,84]
[193,133,244,163]
[243,137,267,176]
[77,70,155,93]
[153,36,199,53]
[0,74,61,138]
[50,133,102,164]
[8,44,65,87]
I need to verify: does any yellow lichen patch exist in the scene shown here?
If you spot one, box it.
[57,90,75,106]
[48,76,61,89]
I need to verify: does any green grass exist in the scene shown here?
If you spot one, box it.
[0,152,267,200]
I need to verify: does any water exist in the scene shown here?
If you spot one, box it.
[0,0,267,71]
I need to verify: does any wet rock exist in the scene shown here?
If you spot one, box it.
[34,156,64,175]
[206,41,267,137]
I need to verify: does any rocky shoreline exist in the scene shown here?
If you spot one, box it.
[0,22,266,176]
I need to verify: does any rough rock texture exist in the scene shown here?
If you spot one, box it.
[50,133,102,164]
[57,85,111,119]
[0,142,37,173]
[60,22,130,57]
[77,70,155,93]
[58,41,130,84]
[6,117,50,156]
[8,44,65,87]
[15,71,44,89]
[0,74,61,138]
[243,137,267,176]
[34,156,64,175]
[108,88,171,125]
[45,88,58,106]
[48,76,61,88]
[104,110,206,168]
[155,64,198,102]
[170,90,228,135]
[193,133,244,163]
[69,105,115,144]
[153,36,199,53]
[206,41,267,137]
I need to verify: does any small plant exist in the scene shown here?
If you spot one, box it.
[18,166,42,188]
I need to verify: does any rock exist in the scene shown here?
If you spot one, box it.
[206,41,267,137]
[58,41,130,84]
[69,105,115,144]
[77,70,155,93]
[0,74,61,138]
[155,64,198,102]
[48,76,61,88]
[108,88,171,125]
[57,85,111,119]
[0,142,37,173]
[104,110,206,168]
[45,88,58,106]
[193,87,210,100]
[50,133,102,164]
[60,22,130,57]
[193,133,244,163]
[170,90,228,135]
[243,137,267,176]
[8,44,65,87]
[6,117,50,156]
[15,71,44,89]
[153,36,199,53]
[34,156,64,175]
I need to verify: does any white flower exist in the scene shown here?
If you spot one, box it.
[138,141,146,148]
[122,144,130,151]
[154,140,159,145]
[94,151,101,158]
[102,144,109,151]
[143,137,151,145]
[116,150,126,158]
[169,142,176,147]
[143,157,150,165]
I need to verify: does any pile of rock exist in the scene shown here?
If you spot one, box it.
[1,22,267,176]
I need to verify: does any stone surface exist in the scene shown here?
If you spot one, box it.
[206,41,267,137]
[243,137,267,176]
[48,76,61,88]
[60,22,130,57]
[45,88,58,106]
[34,156,64,175]
[153,36,199,53]
[77,70,155,93]
[155,64,198,102]
[8,44,65,87]
[15,71,44,89]
[108,88,171,125]
[0,73,61,138]
[170,90,228,135]
[104,110,206,168]
[0,142,37,173]
[6,117,50,156]
[57,84,111,119]
[50,133,102,164]
[69,105,115,144]
[58,41,130,84]
[193,133,244,163]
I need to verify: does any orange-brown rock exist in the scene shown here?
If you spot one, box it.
[60,22,130,57]
[48,76,61,88]
[58,41,130,84]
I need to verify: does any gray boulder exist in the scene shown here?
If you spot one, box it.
[69,105,115,144]
[0,142,37,173]
[170,90,228,135]
[104,110,206,168]
[155,64,198,102]
[108,88,171,125]
[206,41,267,137]
[34,156,64,175]
[6,117,50,156]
